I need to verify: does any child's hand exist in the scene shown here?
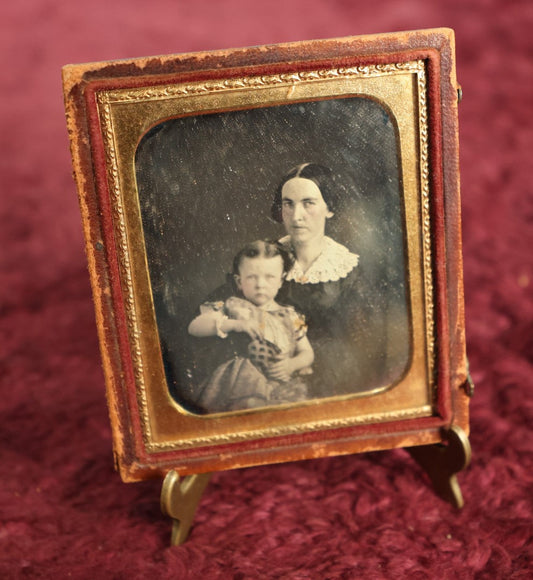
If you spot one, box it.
[232,318,264,340]
[267,357,293,382]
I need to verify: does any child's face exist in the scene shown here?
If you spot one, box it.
[235,255,284,307]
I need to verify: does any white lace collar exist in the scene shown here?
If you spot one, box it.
[279,236,359,284]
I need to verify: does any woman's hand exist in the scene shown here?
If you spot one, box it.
[231,318,264,340]
[266,357,294,382]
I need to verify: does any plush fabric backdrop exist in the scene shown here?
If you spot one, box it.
[1,0,532,578]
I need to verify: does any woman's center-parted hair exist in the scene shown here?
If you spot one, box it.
[232,240,294,277]
[271,163,338,223]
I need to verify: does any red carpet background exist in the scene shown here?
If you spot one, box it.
[1,1,532,578]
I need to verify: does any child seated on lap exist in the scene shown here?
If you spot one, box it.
[188,240,314,412]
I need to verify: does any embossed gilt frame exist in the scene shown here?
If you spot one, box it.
[63,29,469,482]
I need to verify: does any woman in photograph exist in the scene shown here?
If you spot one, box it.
[271,163,378,398]
[190,163,387,406]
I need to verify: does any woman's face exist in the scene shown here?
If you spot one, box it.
[281,177,333,245]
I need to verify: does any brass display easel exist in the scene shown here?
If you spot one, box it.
[160,425,471,546]
[160,471,212,546]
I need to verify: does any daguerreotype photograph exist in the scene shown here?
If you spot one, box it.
[135,97,410,414]
[63,29,469,480]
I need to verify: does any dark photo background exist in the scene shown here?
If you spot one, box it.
[2,0,532,577]
[135,96,410,409]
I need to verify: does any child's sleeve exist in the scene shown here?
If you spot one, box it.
[290,309,308,341]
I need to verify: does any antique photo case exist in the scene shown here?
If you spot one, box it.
[63,28,469,482]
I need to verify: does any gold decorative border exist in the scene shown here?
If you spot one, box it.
[417,66,435,389]
[97,97,153,441]
[146,405,433,452]
[100,61,423,104]
[417,67,435,384]
[96,60,434,451]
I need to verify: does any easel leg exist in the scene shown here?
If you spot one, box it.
[160,471,211,546]
[408,425,471,508]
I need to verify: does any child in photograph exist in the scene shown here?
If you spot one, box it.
[188,240,314,412]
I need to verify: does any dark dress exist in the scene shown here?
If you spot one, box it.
[279,267,383,398]
[276,236,385,398]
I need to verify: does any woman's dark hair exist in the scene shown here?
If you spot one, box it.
[232,240,294,276]
[271,163,338,223]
